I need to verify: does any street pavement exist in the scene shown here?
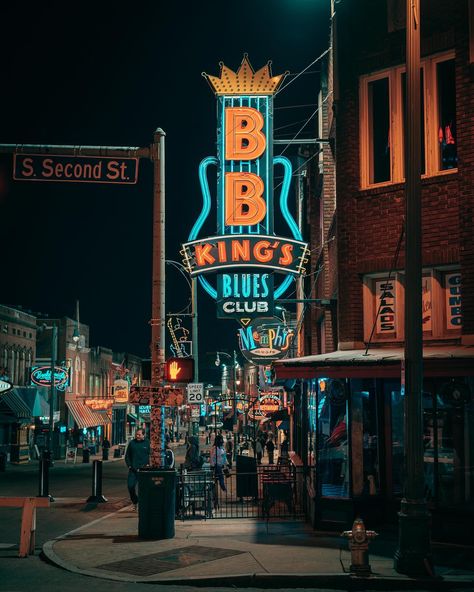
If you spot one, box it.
[1,437,474,590]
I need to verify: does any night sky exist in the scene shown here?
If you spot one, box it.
[0,1,330,381]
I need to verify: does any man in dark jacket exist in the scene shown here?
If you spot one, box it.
[125,429,150,509]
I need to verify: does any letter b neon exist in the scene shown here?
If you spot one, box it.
[225,107,266,161]
[225,172,266,226]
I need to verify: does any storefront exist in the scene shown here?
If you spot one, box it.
[0,386,51,462]
[275,346,474,543]
[65,399,111,455]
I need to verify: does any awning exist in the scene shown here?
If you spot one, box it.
[268,409,289,422]
[274,346,474,379]
[276,419,290,430]
[96,410,112,424]
[0,389,32,418]
[66,400,108,429]
[127,413,138,423]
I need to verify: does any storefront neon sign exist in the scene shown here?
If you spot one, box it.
[30,366,70,391]
[181,56,309,312]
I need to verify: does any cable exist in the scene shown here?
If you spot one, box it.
[275,48,330,96]
[275,103,318,111]
[274,149,322,192]
[277,93,332,158]
[364,222,405,355]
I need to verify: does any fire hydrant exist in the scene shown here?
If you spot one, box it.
[341,517,378,577]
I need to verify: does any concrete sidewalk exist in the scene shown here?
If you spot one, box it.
[42,508,474,589]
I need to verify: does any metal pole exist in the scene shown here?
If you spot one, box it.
[394,0,433,576]
[233,352,237,460]
[192,278,199,382]
[150,128,166,468]
[191,277,199,437]
[48,325,57,458]
[296,163,305,356]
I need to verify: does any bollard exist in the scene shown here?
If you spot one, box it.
[37,455,54,500]
[86,460,108,503]
[341,517,378,577]
[102,447,109,461]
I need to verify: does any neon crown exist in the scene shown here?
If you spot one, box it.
[202,54,288,96]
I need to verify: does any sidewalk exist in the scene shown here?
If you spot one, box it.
[43,508,474,588]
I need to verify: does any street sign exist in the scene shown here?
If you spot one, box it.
[13,154,139,184]
[129,385,184,406]
[186,383,204,403]
[0,379,13,394]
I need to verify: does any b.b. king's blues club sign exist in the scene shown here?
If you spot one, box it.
[181,56,309,362]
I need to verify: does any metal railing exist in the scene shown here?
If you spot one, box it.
[176,463,306,520]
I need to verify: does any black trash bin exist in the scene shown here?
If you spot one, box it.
[137,468,176,539]
[82,448,91,463]
[102,448,109,461]
[0,452,6,472]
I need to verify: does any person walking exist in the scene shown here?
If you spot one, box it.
[266,436,275,465]
[184,436,202,470]
[225,434,234,469]
[255,438,263,465]
[124,429,150,510]
[210,434,228,492]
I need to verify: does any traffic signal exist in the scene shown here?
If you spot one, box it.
[164,357,194,383]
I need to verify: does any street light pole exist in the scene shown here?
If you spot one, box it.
[48,324,58,458]
[394,0,433,576]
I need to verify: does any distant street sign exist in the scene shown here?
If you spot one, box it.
[13,154,139,184]
[0,379,13,394]
[186,383,204,403]
[129,385,184,407]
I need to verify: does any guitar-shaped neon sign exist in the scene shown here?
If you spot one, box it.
[181,56,309,320]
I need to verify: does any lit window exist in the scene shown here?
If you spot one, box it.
[360,52,457,188]
[363,267,461,342]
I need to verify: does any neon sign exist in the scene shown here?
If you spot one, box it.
[238,316,294,364]
[181,56,309,322]
[30,366,70,391]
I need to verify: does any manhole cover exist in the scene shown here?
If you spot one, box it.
[97,545,245,575]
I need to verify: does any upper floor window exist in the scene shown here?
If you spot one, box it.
[363,267,461,343]
[360,52,457,189]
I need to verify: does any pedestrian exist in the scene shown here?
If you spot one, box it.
[210,434,228,492]
[102,437,111,450]
[266,436,275,465]
[164,442,175,469]
[255,438,263,465]
[225,435,233,469]
[279,435,289,464]
[184,436,202,470]
[124,428,150,510]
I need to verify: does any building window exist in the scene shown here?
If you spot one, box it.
[363,267,461,343]
[2,325,8,333]
[360,52,457,189]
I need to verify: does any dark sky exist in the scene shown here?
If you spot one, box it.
[0,1,330,381]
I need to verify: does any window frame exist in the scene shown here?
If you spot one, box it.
[363,266,461,343]
[359,51,457,190]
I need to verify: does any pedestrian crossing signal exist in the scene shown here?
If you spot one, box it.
[164,357,194,383]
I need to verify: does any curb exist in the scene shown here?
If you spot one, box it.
[42,540,474,589]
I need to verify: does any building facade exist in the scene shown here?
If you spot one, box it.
[276,0,474,543]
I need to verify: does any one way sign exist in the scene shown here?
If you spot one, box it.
[186,383,204,403]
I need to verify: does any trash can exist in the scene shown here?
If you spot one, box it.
[82,448,91,463]
[0,452,6,472]
[113,447,121,458]
[102,448,109,461]
[137,468,176,539]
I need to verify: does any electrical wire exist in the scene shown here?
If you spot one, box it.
[275,48,330,96]
[364,223,405,355]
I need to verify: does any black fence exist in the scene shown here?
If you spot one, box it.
[176,461,306,520]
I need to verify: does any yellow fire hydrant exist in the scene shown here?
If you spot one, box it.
[341,517,378,577]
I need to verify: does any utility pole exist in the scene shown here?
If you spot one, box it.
[394,0,433,576]
[150,128,166,467]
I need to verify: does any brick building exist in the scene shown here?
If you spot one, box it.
[276,0,474,541]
